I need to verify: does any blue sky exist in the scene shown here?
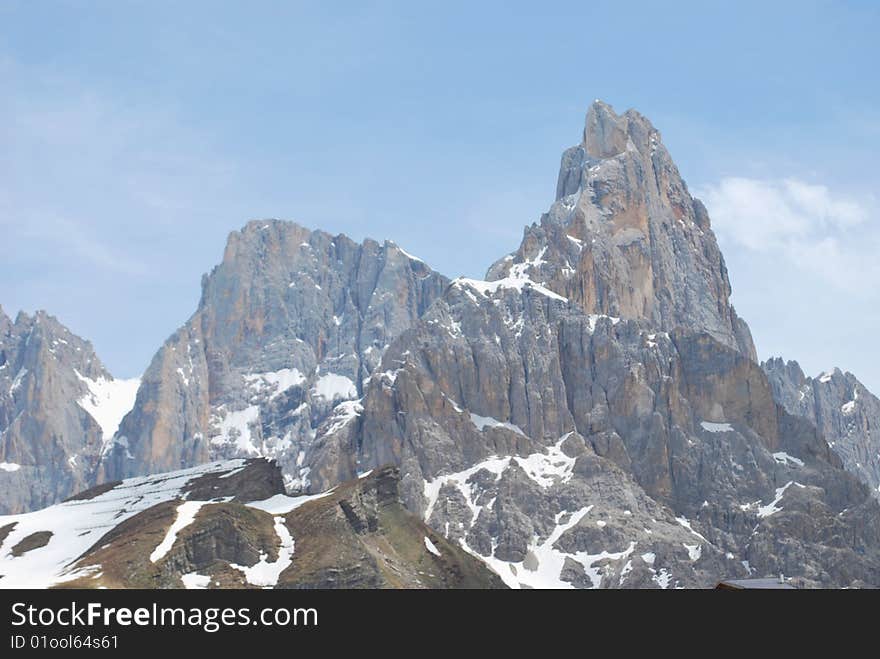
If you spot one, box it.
[1,1,878,390]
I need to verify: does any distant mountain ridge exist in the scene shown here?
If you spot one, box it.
[763,358,880,497]
[0,307,138,514]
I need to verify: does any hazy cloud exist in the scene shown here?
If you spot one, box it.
[697,177,878,291]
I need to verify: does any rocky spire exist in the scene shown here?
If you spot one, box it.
[488,99,756,359]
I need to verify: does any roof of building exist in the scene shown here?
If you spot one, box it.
[716,578,797,590]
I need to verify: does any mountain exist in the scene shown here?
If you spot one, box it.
[0,307,138,514]
[100,221,448,491]
[303,101,880,587]
[763,358,880,497]
[486,100,756,360]
[0,458,502,589]
[3,99,880,588]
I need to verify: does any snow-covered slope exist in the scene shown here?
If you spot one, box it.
[0,459,252,588]
[74,371,141,449]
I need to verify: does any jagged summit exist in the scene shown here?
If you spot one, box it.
[763,357,880,496]
[0,309,138,514]
[487,99,756,359]
[102,220,448,488]
[582,99,660,161]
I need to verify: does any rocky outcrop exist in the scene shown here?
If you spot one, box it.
[0,307,138,514]
[101,221,448,491]
[274,466,506,589]
[763,358,880,497]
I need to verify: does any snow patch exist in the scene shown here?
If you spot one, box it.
[566,235,584,249]
[453,276,568,303]
[10,368,27,393]
[246,491,334,515]
[150,501,206,563]
[312,373,357,401]
[683,543,702,561]
[320,400,363,437]
[74,370,140,440]
[211,405,261,455]
[469,413,525,436]
[674,517,708,542]
[423,434,578,525]
[180,572,211,589]
[464,506,610,589]
[230,517,294,588]
[424,536,441,557]
[700,421,733,433]
[757,481,805,518]
[652,568,672,589]
[772,452,804,467]
[511,434,577,488]
[423,456,512,523]
[244,368,305,399]
[393,243,425,264]
[586,315,621,332]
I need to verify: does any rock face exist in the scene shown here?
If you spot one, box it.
[0,307,138,514]
[763,358,880,497]
[486,100,756,360]
[101,221,448,491]
[272,465,505,589]
[308,281,880,587]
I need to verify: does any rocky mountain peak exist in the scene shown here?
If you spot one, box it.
[0,308,136,514]
[488,100,756,359]
[582,99,659,160]
[102,219,449,492]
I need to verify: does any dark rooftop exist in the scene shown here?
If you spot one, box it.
[716,578,797,590]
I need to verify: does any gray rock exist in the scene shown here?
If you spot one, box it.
[311,270,880,586]
[101,221,448,493]
[0,308,130,513]
[764,357,880,497]
[487,100,756,360]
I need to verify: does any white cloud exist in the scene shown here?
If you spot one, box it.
[697,177,877,290]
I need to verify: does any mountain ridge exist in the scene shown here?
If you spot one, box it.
[2,99,880,588]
